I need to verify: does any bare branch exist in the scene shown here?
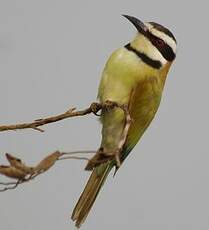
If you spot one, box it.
[58,156,90,161]
[0,101,132,192]
[0,102,102,132]
[58,150,97,161]
[0,150,96,192]
[0,181,17,186]
[61,150,96,155]
[0,180,21,192]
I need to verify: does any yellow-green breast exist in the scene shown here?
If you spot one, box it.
[98,47,165,161]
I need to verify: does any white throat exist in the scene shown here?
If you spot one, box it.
[131,33,167,65]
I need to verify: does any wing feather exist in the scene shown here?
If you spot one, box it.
[121,76,162,161]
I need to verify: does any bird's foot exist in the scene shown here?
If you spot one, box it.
[103,100,119,111]
[102,148,122,168]
[90,102,102,116]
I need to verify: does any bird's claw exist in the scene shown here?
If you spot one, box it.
[103,100,119,111]
[90,102,102,116]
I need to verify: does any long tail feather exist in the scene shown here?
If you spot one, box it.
[71,163,112,228]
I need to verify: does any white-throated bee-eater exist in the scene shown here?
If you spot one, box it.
[71,15,177,228]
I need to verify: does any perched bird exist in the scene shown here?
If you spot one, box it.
[71,15,177,228]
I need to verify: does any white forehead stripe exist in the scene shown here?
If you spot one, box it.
[145,23,177,54]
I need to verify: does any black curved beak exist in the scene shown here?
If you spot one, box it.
[122,15,148,35]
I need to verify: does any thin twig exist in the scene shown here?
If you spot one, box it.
[59,150,97,161]
[0,150,96,192]
[0,102,102,132]
[60,150,96,155]
[0,181,17,186]
[0,101,132,192]
[58,156,90,161]
[0,180,21,192]
[0,171,45,192]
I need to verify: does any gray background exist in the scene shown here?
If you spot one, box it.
[0,0,208,229]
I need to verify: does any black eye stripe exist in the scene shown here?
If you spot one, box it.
[147,33,176,62]
[158,44,176,62]
[153,41,176,61]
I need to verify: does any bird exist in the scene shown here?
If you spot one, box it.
[71,15,177,228]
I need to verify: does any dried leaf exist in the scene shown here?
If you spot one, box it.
[5,153,34,174]
[34,151,61,173]
[0,165,27,179]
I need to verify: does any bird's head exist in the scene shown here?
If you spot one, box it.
[123,15,177,68]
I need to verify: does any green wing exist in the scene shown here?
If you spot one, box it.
[121,77,162,162]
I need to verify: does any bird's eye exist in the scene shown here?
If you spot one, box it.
[155,39,165,47]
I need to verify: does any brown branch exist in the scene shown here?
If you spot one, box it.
[0,180,21,192]
[0,181,18,185]
[58,156,90,161]
[58,150,97,162]
[0,172,45,192]
[0,100,132,192]
[0,102,102,132]
[0,150,97,192]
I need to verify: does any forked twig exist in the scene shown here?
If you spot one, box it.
[0,101,132,191]
[0,150,97,192]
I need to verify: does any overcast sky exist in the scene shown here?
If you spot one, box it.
[0,1,209,229]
